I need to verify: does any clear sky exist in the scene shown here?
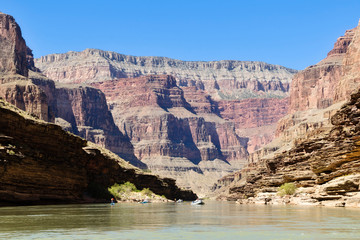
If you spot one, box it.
[2,0,360,70]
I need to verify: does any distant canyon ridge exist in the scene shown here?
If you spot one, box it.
[34,49,296,193]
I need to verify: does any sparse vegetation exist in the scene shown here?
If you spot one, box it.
[278,183,297,196]
[141,188,153,197]
[108,182,168,202]
[6,149,15,155]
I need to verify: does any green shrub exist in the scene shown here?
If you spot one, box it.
[108,182,139,197]
[6,149,15,155]
[141,188,153,197]
[278,182,297,196]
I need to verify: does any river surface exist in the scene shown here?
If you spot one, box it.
[1,201,360,239]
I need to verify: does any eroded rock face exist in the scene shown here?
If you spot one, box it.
[247,23,359,163]
[0,99,196,205]
[335,21,360,102]
[215,20,360,206]
[0,12,28,77]
[0,12,140,168]
[216,89,360,204]
[35,48,296,101]
[290,28,355,113]
[91,75,250,193]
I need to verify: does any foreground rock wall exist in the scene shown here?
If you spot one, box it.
[0,99,196,205]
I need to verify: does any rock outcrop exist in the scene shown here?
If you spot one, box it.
[290,27,355,113]
[0,99,196,205]
[34,49,296,157]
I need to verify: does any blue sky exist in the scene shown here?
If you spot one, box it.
[2,0,360,70]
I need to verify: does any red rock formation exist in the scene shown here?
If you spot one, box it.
[0,12,140,167]
[335,21,360,102]
[268,23,358,159]
[0,12,28,77]
[290,27,355,113]
[91,75,248,165]
[0,79,50,121]
[35,48,296,101]
[219,98,289,128]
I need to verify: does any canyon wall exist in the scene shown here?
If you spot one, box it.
[214,20,360,206]
[0,12,28,77]
[245,23,358,164]
[32,35,298,194]
[0,12,139,167]
[91,75,249,193]
[35,49,296,100]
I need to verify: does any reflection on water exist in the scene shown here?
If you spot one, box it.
[1,201,360,239]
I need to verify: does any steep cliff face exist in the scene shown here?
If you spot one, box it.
[0,79,50,121]
[35,48,296,101]
[290,28,355,113]
[0,13,140,168]
[0,99,196,205]
[0,12,28,77]
[214,20,360,207]
[247,23,359,163]
[335,21,360,102]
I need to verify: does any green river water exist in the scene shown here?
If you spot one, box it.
[0,201,359,239]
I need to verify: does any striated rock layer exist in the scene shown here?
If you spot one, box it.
[35,49,297,101]
[246,22,359,164]
[92,75,249,194]
[35,48,295,153]
[214,20,360,207]
[0,99,196,205]
[0,12,28,77]
[215,90,360,207]
[31,34,296,194]
[0,12,141,167]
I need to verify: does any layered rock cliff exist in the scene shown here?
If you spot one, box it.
[0,99,196,205]
[245,23,358,164]
[91,75,249,193]
[214,20,360,207]
[0,12,140,167]
[216,89,360,207]
[35,49,294,153]
[32,30,298,194]
[35,49,296,101]
[0,12,28,77]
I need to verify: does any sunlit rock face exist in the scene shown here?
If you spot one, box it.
[35,49,296,101]
[0,12,139,167]
[214,21,360,206]
[245,24,358,164]
[33,41,298,194]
